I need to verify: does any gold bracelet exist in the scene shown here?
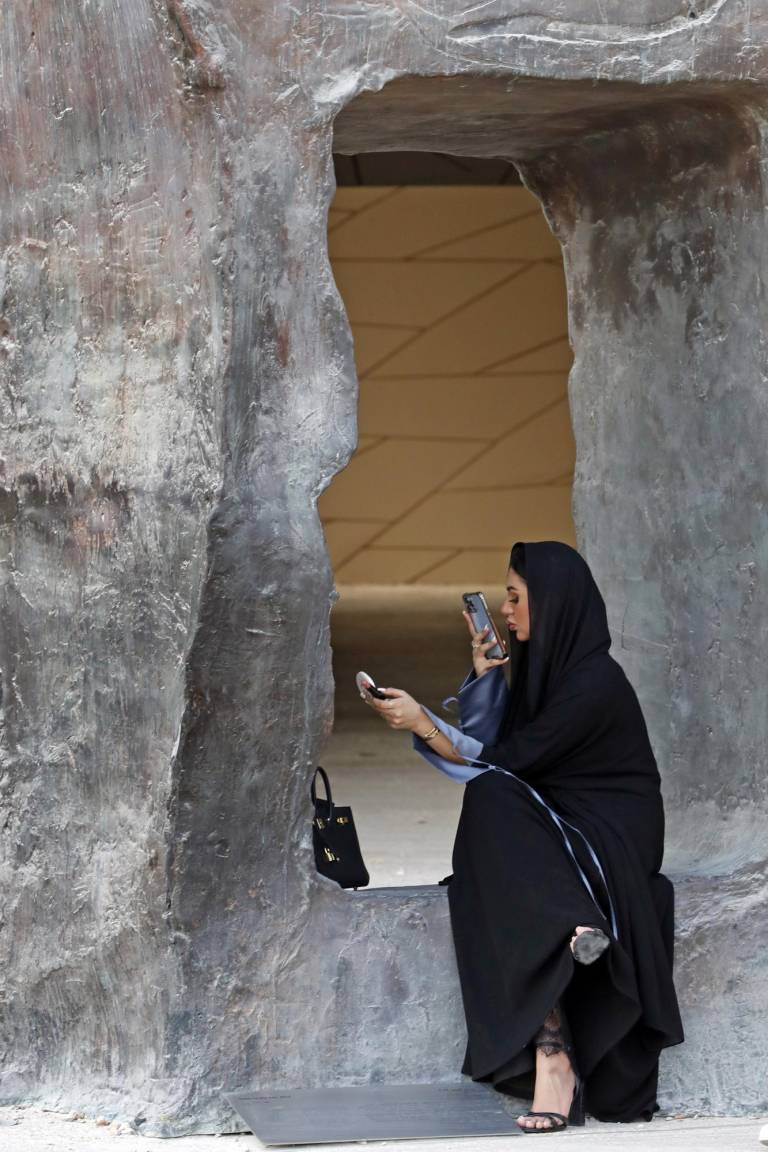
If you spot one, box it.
[420,725,440,742]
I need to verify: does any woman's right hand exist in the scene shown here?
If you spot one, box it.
[463,610,509,678]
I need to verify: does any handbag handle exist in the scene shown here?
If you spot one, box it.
[310,766,334,822]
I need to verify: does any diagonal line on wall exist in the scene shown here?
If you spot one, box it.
[356,331,430,378]
[324,516,390,524]
[405,208,541,261]
[498,369,571,377]
[330,256,527,267]
[449,459,576,492]
[335,393,570,572]
[328,211,354,231]
[365,545,464,551]
[348,266,527,340]
[445,479,574,493]
[404,548,464,584]
[363,546,511,556]
[483,334,571,374]
[352,322,426,332]
[411,257,535,265]
[355,433,513,444]
[327,186,404,234]
[353,370,568,380]
[361,393,570,446]
[351,437,388,460]
[359,262,537,380]
[494,395,570,439]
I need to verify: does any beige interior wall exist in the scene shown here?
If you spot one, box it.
[319,185,576,585]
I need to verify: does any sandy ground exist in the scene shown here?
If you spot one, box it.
[1,1105,766,1151]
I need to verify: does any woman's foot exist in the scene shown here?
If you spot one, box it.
[516,1048,577,1132]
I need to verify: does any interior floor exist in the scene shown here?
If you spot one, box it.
[322,586,501,888]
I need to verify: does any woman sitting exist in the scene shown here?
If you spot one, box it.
[364,540,684,1133]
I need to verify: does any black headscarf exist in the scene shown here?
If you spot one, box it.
[502,541,612,734]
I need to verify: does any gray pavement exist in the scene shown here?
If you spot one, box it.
[1,1107,765,1151]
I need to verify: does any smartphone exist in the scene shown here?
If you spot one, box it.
[355,671,391,701]
[462,592,507,661]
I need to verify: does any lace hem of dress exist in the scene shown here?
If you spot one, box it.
[533,1002,572,1058]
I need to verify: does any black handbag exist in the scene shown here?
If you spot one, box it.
[310,767,369,889]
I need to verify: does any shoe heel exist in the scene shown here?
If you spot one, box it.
[568,1079,586,1127]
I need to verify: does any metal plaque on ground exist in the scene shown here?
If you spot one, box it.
[225,1082,523,1145]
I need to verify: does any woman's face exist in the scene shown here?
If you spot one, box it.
[500,567,530,641]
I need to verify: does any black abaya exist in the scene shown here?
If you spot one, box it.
[436,542,684,1122]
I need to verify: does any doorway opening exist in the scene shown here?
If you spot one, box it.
[319,151,575,887]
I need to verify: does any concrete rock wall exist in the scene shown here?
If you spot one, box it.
[0,0,766,1134]
[521,94,768,1117]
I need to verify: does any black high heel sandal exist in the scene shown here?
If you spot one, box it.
[519,1076,585,1133]
[571,926,610,965]
[518,1004,586,1134]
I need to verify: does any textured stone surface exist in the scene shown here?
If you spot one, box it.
[0,0,767,1136]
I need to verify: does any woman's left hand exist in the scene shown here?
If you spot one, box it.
[365,687,423,732]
